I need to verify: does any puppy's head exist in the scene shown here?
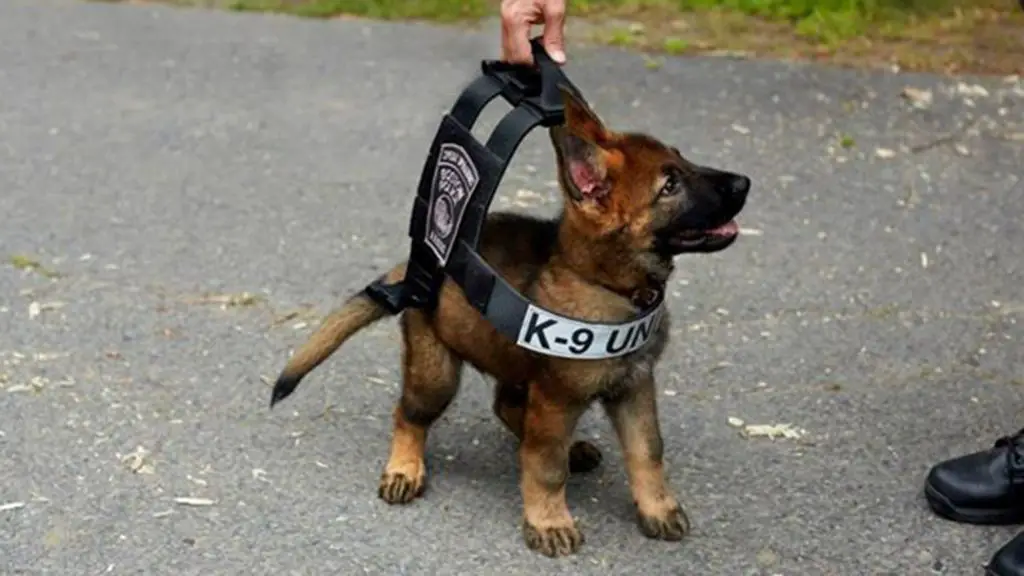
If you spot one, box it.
[550,86,750,262]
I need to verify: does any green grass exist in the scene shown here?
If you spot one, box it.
[607,27,639,46]
[662,37,689,54]
[222,0,958,38]
[575,0,959,42]
[678,0,952,18]
[225,0,491,21]
[116,0,1021,75]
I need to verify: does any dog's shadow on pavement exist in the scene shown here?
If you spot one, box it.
[421,409,636,526]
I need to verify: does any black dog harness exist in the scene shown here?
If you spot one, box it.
[364,39,665,361]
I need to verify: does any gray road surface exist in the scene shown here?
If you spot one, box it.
[1,0,1023,574]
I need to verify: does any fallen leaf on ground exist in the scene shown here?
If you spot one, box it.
[740,423,807,440]
[173,497,216,507]
[900,87,933,109]
[875,148,896,159]
[956,82,990,98]
[709,361,733,372]
[28,301,64,319]
[120,446,155,475]
[9,255,62,278]
[183,292,264,309]
[6,377,47,394]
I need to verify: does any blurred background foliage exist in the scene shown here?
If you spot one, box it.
[119,0,1024,74]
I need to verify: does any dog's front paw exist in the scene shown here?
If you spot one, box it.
[378,470,425,504]
[522,518,584,558]
[637,504,690,541]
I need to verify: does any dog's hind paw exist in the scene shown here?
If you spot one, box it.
[568,440,602,474]
[637,505,690,541]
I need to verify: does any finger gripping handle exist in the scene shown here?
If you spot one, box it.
[528,37,569,117]
[528,36,557,69]
[481,36,581,126]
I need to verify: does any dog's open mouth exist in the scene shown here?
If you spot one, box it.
[671,220,740,249]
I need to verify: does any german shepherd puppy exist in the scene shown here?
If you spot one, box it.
[270,86,750,557]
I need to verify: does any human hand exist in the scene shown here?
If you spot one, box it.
[499,0,567,66]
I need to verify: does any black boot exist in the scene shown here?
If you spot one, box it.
[924,429,1024,525]
[988,531,1024,576]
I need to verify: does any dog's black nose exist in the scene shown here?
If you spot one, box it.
[729,175,750,197]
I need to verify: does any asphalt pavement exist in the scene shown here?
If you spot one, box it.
[1,0,1023,574]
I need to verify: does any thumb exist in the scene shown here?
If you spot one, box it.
[541,0,567,64]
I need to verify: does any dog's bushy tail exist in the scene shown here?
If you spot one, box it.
[269,290,391,407]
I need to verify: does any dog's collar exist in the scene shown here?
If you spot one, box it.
[631,285,663,309]
[598,275,664,310]
[363,38,665,361]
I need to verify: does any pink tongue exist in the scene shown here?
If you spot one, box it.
[708,220,739,236]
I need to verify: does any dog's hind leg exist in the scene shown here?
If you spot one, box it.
[493,380,602,474]
[378,308,463,505]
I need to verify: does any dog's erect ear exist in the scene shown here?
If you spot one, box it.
[559,85,607,144]
[555,85,612,202]
[559,131,609,202]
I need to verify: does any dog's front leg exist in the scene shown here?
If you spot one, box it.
[602,373,690,541]
[519,380,586,557]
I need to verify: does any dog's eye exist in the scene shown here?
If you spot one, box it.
[659,171,683,197]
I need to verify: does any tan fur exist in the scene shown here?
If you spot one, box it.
[273,264,405,392]
[270,87,749,557]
